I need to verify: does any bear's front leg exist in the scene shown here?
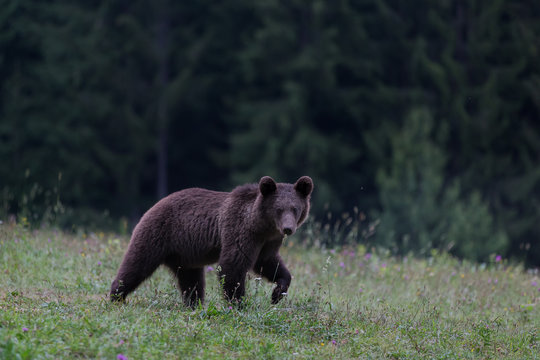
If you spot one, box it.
[218,261,248,304]
[254,254,292,304]
[218,243,256,304]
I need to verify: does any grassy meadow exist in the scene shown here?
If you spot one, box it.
[0,222,538,359]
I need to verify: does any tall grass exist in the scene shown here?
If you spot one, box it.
[0,221,538,359]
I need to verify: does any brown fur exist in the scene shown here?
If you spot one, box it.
[110,176,313,307]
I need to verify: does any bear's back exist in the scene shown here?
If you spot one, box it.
[130,188,227,265]
[166,188,228,240]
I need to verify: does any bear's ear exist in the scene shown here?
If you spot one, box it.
[259,176,277,197]
[294,176,313,197]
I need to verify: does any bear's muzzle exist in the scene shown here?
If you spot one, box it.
[280,212,297,236]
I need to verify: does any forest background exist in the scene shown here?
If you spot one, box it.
[1,0,539,266]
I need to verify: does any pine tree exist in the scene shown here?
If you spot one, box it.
[374,108,507,260]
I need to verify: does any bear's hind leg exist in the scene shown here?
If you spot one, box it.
[169,266,206,308]
[110,249,162,302]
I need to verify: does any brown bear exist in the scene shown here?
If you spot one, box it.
[110,175,313,307]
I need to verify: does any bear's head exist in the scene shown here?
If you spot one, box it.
[258,176,314,237]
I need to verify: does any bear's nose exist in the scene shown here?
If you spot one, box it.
[283,227,293,236]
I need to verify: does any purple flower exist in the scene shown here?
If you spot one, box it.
[22,327,29,332]
[97,261,102,266]
[531,280,538,287]
[118,339,125,346]
[339,262,345,269]
[495,255,502,262]
[381,263,387,268]
[349,251,355,258]
[358,288,363,293]
[331,340,337,345]
[364,253,372,261]
[117,354,127,360]
[330,249,336,254]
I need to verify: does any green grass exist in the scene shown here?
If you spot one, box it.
[0,223,538,359]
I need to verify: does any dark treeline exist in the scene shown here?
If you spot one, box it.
[1,1,539,265]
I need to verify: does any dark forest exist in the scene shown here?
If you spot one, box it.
[1,1,539,265]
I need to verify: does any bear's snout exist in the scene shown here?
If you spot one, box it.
[280,213,297,236]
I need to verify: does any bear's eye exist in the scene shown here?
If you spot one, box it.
[291,207,298,217]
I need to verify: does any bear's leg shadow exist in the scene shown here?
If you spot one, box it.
[167,264,205,308]
[254,254,292,304]
[110,246,162,302]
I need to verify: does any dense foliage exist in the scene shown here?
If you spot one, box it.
[1,1,539,264]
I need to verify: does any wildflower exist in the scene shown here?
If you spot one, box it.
[118,339,125,346]
[228,306,233,310]
[206,266,214,272]
[320,342,324,346]
[381,263,387,268]
[339,262,345,269]
[47,238,51,243]
[532,280,538,287]
[358,288,363,293]
[330,249,335,254]
[349,251,355,258]
[22,327,29,332]
[97,261,102,266]
[364,253,372,261]
[495,255,502,262]
[331,340,337,345]
[117,354,127,360]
